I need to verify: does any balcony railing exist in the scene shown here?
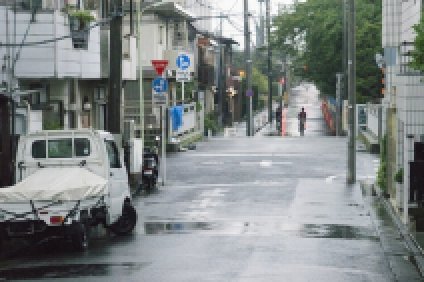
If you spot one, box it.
[0,0,98,11]
[399,41,421,75]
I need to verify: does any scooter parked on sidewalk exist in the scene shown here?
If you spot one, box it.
[142,148,159,193]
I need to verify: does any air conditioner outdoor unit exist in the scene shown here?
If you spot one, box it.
[68,103,77,111]
[173,22,186,47]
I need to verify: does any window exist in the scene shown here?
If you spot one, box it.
[32,140,46,159]
[75,138,91,157]
[32,138,91,159]
[48,139,72,158]
[43,101,63,130]
[105,140,121,168]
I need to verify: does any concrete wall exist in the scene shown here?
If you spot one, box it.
[139,15,167,66]
[382,0,401,47]
[367,104,381,138]
[122,35,137,81]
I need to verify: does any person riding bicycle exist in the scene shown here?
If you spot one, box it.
[298,107,306,135]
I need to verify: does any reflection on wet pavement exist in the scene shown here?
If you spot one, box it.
[0,263,149,280]
[299,224,379,240]
[144,221,379,240]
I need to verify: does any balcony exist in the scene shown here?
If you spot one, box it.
[399,41,421,76]
[0,5,101,79]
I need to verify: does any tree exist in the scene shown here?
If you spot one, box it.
[410,17,424,72]
[272,0,382,103]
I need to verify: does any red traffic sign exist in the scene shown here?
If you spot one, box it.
[151,60,168,76]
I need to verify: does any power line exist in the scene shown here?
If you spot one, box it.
[226,17,243,33]
[0,18,110,47]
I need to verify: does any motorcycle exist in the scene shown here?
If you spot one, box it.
[142,150,159,193]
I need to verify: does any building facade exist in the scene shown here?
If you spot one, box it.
[382,0,424,223]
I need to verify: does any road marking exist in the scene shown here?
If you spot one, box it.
[193,153,306,157]
[169,182,286,189]
[260,160,272,167]
[200,188,228,197]
[325,175,337,183]
[240,161,293,166]
[201,161,225,165]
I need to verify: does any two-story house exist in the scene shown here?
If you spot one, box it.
[0,0,107,186]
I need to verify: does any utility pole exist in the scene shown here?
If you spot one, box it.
[347,0,356,184]
[137,0,144,142]
[244,0,253,136]
[108,0,123,136]
[343,0,348,121]
[218,12,223,128]
[257,0,265,47]
[336,73,342,136]
[266,0,272,124]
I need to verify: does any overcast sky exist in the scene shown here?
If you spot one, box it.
[211,0,295,49]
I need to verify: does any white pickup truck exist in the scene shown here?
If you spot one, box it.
[0,130,137,251]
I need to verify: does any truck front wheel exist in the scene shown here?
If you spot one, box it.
[70,222,89,251]
[109,204,137,236]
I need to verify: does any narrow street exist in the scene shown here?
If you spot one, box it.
[0,85,422,281]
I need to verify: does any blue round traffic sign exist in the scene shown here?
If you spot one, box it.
[152,77,168,93]
[176,54,190,70]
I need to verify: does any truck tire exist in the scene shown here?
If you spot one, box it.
[109,204,137,236]
[71,222,89,251]
[0,228,7,255]
[146,179,154,193]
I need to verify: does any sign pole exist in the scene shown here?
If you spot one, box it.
[151,59,168,186]
[161,104,166,186]
[161,69,167,186]
[182,81,185,105]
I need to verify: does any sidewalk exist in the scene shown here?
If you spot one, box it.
[361,180,424,281]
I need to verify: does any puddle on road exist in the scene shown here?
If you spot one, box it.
[0,263,149,280]
[298,224,379,240]
[144,222,217,235]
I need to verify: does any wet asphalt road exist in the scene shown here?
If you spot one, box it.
[0,84,414,281]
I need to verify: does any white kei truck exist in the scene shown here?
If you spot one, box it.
[0,130,137,251]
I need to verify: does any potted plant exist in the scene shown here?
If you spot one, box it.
[68,9,95,49]
[394,167,404,206]
[394,167,403,184]
[69,10,95,31]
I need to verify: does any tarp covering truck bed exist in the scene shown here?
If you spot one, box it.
[0,167,108,202]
